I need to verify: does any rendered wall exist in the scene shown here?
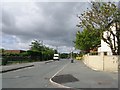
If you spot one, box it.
[83,54,119,72]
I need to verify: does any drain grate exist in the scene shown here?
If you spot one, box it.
[52,74,79,84]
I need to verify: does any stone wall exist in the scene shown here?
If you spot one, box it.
[83,54,119,72]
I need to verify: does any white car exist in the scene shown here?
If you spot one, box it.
[53,54,59,61]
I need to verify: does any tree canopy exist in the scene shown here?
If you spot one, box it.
[76,2,120,55]
[29,40,55,60]
[74,28,100,53]
[30,40,43,51]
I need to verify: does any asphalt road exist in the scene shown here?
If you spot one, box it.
[2,59,70,88]
[55,60,118,88]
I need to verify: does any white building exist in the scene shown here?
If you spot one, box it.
[98,24,117,55]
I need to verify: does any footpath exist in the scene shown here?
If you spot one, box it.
[51,60,118,88]
[0,60,53,73]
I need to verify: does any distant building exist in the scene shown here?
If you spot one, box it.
[4,50,25,54]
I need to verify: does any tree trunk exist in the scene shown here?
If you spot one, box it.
[116,22,120,55]
[117,28,120,55]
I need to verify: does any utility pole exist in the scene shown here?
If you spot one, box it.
[71,50,72,59]
[40,40,43,61]
[56,46,58,53]
[71,47,74,63]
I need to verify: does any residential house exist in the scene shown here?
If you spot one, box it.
[98,24,118,55]
[4,50,25,54]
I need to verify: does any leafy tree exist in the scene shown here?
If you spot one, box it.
[30,40,43,51]
[60,53,69,59]
[77,2,120,55]
[74,28,100,53]
[42,47,54,60]
[54,49,58,53]
[29,40,54,61]
[0,48,5,54]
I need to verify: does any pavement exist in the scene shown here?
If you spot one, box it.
[51,60,118,88]
[0,60,54,73]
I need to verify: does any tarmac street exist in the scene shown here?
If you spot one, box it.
[2,59,118,88]
[53,60,118,88]
[2,59,70,88]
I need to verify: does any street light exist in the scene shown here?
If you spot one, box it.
[39,40,43,61]
[71,47,75,63]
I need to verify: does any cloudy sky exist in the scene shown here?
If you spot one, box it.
[1,1,90,53]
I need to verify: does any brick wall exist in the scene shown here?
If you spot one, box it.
[4,50,25,54]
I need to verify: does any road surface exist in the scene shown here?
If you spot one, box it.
[2,59,70,88]
[2,59,118,89]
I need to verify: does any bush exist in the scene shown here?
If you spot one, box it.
[2,57,8,65]
[1,48,55,65]
[20,52,29,56]
[76,56,82,60]
[89,52,98,55]
[1,56,32,65]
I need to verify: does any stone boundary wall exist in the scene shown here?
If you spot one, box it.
[83,54,119,72]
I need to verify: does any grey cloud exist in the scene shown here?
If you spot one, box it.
[2,10,15,26]
[2,2,88,51]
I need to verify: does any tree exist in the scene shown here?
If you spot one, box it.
[29,40,55,61]
[117,1,120,55]
[0,48,5,54]
[77,2,120,55]
[42,47,54,60]
[74,28,100,53]
[30,40,43,51]
[54,49,58,53]
[60,53,69,59]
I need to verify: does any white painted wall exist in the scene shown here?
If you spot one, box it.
[98,39,112,55]
[98,24,117,55]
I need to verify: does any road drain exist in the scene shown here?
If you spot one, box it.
[52,74,79,84]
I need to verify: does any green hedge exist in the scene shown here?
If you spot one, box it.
[1,50,54,65]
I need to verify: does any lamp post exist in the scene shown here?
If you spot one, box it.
[39,40,43,61]
[56,46,58,53]
[71,47,75,63]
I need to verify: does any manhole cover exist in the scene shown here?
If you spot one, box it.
[52,74,79,84]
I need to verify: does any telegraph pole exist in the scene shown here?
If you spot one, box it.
[71,47,74,63]
[40,40,43,61]
[56,46,58,53]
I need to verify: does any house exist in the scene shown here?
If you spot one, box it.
[4,50,25,54]
[98,24,118,55]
